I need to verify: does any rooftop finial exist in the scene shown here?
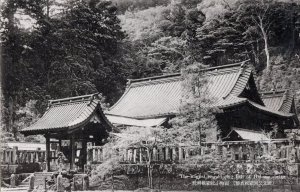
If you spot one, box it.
[126,79,132,88]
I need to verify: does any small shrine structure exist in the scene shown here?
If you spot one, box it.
[20,94,115,172]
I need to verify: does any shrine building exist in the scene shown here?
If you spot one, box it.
[106,61,299,140]
[20,61,299,171]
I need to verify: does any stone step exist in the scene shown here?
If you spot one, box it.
[1,187,28,192]
[17,185,28,187]
[33,172,54,188]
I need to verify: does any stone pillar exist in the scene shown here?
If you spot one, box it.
[82,174,89,190]
[12,147,18,164]
[71,177,76,191]
[102,147,105,162]
[263,144,268,155]
[128,149,133,162]
[153,148,157,161]
[231,146,235,160]
[123,149,127,161]
[172,148,176,161]
[133,148,137,163]
[7,151,11,164]
[92,148,96,162]
[139,148,143,163]
[10,174,16,188]
[158,147,164,161]
[249,145,254,161]
[222,146,227,159]
[43,177,47,192]
[57,173,64,192]
[28,174,35,192]
[179,147,183,162]
[185,148,189,160]
[239,146,243,160]
[165,147,169,161]
[94,148,98,162]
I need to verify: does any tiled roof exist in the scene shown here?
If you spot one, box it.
[20,94,113,135]
[107,61,296,120]
[107,62,256,118]
[261,90,294,114]
[232,128,270,141]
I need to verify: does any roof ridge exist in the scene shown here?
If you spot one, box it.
[128,60,250,84]
[49,93,99,106]
[260,89,288,95]
[232,127,268,134]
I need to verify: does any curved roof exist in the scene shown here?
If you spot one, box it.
[261,90,294,114]
[20,94,114,135]
[107,61,298,122]
[107,61,269,119]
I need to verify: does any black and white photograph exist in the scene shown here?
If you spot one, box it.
[1,0,300,191]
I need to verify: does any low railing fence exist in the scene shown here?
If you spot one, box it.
[0,147,57,165]
[87,139,300,164]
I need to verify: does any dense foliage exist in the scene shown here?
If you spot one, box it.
[1,0,300,140]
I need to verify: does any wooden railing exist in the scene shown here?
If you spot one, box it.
[87,139,300,164]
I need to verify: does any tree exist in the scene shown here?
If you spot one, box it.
[1,0,130,138]
[93,126,172,189]
[170,63,219,147]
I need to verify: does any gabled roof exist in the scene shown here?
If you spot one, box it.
[107,61,272,119]
[107,61,298,122]
[230,128,270,141]
[261,90,295,114]
[20,94,114,135]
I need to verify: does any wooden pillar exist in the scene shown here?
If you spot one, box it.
[58,139,62,151]
[82,140,87,171]
[70,134,75,170]
[45,136,51,172]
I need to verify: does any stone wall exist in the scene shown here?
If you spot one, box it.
[91,163,300,192]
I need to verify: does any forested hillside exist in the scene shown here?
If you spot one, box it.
[1,0,300,141]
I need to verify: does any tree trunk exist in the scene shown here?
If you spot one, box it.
[258,18,270,69]
[262,30,270,69]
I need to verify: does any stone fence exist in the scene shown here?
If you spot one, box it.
[0,147,57,174]
[87,138,300,164]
